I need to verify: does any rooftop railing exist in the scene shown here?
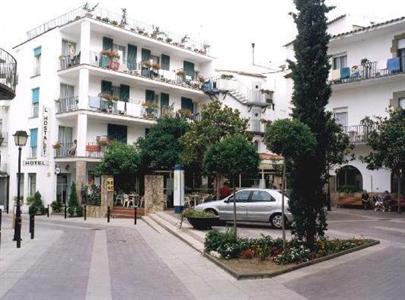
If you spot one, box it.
[0,48,17,100]
[27,5,209,55]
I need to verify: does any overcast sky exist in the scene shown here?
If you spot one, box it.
[1,0,403,69]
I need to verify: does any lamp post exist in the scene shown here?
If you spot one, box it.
[13,130,28,248]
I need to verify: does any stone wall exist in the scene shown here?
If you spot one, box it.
[144,175,164,215]
[86,175,113,218]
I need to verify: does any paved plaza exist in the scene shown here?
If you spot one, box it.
[1,208,405,299]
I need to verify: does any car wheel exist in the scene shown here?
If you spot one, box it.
[270,213,284,229]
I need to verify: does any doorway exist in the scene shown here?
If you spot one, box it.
[56,174,70,205]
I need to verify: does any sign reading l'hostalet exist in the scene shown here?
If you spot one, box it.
[41,106,49,157]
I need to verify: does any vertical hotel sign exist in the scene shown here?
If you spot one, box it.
[41,106,49,157]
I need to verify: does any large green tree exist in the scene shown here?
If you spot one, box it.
[203,135,259,237]
[137,116,189,170]
[363,109,405,211]
[97,142,141,192]
[288,0,334,246]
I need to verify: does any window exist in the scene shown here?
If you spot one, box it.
[333,108,348,128]
[250,191,274,202]
[127,44,137,70]
[161,54,170,71]
[107,124,127,144]
[229,190,251,202]
[28,173,36,196]
[399,45,405,72]
[333,54,347,70]
[183,61,195,79]
[33,46,41,76]
[30,128,38,158]
[145,90,156,103]
[181,97,194,113]
[400,98,405,109]
[32,88,40,117]
[113,44,126,66]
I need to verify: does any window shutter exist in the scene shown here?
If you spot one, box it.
[160,93,169,107]
[181,97,194,112]
[141,48,151,61]
[30,128,38,147]
[120,84,130,102]
[161,54,170,71]
[145,90,155,102]
[183,61,195,79]
[101,80,112,94]
[102,37,113,50]
[127,44,137,70]
[32,88,40,104]
[33,47,42,57]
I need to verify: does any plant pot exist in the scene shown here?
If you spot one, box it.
[186,216,219,230]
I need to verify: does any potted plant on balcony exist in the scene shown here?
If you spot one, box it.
[52,142,61,150]
[182,208,218,230]
[177,109,193,119]
[142,102,159,118]
[96,136,110,147]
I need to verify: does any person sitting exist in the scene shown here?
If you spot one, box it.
[219,181,232,199]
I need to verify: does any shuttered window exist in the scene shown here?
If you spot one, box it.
[145,90,155,103]
[30,128,38,147]
[32,88,40,103]
[181,97,194,112]
[161,54,170,71]
[127,44,137,70]
[183,61,195,79]
[101,80,112,94]
[102,37,113,50]
[141,48,151,61]
[120,84,130,102]
[160,93,169,107]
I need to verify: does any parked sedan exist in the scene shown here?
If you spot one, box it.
[194,188,293,229]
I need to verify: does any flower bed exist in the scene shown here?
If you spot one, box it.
[204,229,378,279]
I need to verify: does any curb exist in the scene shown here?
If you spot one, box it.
[204,239,380,280]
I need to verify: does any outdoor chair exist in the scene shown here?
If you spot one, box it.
[122,194,133,207]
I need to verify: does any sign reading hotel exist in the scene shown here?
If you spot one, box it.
[41,106,49,157]
[23,160,49,166]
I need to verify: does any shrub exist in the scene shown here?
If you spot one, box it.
[182,208,216,218]
[51,200,63,213]
[27,191,44,215]
[273,246,312,265]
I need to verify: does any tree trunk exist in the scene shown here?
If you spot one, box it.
[398,169,402,214]
[232,177,237,239]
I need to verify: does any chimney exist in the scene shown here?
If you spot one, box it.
[251,43,255,66]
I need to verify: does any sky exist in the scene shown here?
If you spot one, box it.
[0,0,404,69]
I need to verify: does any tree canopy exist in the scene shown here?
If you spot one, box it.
[181,100,249,168]
[97,142,140,177]
[203,134,259,179]
[363,109,405,173]
[137,116,189,170]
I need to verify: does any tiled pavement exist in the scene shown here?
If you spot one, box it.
[1,208,405,299]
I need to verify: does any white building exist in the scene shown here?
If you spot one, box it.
[6,5,214,208]
[285,14,405,194]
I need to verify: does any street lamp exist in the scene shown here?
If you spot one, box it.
[13,130,28,248]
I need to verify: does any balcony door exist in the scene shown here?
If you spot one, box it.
[399,41,405,72]
[58,126,73,157]
[333,108,348,130]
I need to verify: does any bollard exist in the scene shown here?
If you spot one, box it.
[107,206,110,223]
[47,205,50,217]
[84,205,87,221]
[64,205,67,219]
[0,209,2,249]
[134,206,137,225]
[29,214,35,239]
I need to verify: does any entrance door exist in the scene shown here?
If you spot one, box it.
[56,174,69,205]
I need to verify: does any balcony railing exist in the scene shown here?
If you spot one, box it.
[27,5,209,55]
[0,48,17,100]
[88,95,145,119]
[343,125,376,144]
[54,142,104,159]
[56,96,78,113]
[331,58,405,85]
[85,142,104,158]
[60,51,205,92]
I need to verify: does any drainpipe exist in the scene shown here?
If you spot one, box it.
[251,43,255,66]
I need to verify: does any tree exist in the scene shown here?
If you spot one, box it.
[97,142,141,192]
[203,135,259,237]
[363,109,405,212]
[68,182,81,217]
[287,0,334,246]
[137,116,189,170]
[181,100,249,192]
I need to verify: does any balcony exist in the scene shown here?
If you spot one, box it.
[54,142,104,159]
[56,96,78,113]
[0,48,17,100]
[330,58,405,87]
[27,5,210,57]
[343,124,376,144]
[59,51,206,95]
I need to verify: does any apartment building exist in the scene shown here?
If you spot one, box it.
[8,5,214,207]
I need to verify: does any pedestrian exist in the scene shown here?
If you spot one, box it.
[382,191,392,211]
[361,190,370,209]
[219,181,232,199]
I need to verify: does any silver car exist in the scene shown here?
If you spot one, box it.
[195,188,293,229]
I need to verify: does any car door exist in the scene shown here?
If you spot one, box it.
[218,190,251,221]
[247,190,277,222]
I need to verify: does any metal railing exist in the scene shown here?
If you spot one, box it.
[85,142,104,158]
[331,60,404,85]
[56,96,78,113]
[54,142,74,158]
[0,48,17,99]
[88,96,144,118]
[59,54,81,70]
[343,124,376,144]
[26,5,209,55]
